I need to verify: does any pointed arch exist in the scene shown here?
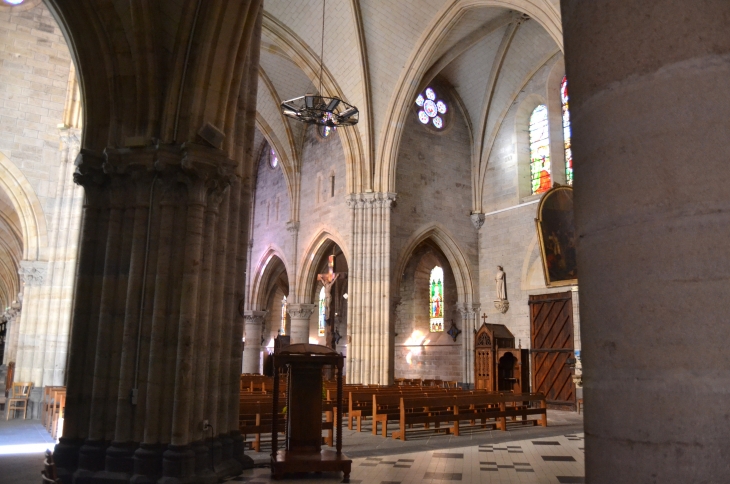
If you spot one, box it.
[375,0,562,194]
[0,153,47,261]
[249,245,291,311]
[262,12,368,194]
[393,223,475,307]
[255,114,298,221]
[295,228,350,304]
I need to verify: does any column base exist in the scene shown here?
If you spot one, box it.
[214,434,242,479]
[191,440,217,484]
[54,437,84,484]
[230,431,254,470]
[130,444,164,484]
[159,444,196,483]
[75,440,108,483]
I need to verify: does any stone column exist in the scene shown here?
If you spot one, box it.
[287,304,316,344]
[457,304,479,387]
[346,193,395,384]
[242,311,266,373]
[562,2,730,482]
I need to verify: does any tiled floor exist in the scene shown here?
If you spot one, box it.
[231,432,585,483]
[0,408,583,483]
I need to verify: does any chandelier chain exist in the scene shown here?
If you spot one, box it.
[319,0,325,95]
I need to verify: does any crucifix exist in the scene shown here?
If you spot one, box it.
[317,253,347,349]
[482,313,488,324]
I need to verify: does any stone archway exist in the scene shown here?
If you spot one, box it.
[394,239,461,382]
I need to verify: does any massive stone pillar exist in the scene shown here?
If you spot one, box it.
[242,311,266,374]
[346,193,395,384]
[46,0,263,481]
[287,304,316,344]
[562,1,730,482]
[55,145,251,484]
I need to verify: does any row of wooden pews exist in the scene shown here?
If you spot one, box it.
[41,386,65,439]
[239,374,547,451]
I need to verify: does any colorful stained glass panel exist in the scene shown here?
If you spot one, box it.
[529,105,551,194]
[429,266,444,333]
[561,76,573,185]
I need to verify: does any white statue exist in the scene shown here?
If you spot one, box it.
[319,273,339,320]
[495,266,506,301]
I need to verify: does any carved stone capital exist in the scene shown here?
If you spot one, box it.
[470,212,485,230]
[19,260,47,286]
[243,310,267,325]
[286,221,300,234]
[287,303,316,320]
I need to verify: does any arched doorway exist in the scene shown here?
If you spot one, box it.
[394,239,461,382]
[0,185,23,366]
[245,253,290,374]
[307,242,348,353]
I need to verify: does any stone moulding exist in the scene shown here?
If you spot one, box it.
[494,299,509,314]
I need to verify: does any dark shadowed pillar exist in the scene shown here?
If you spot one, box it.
[561,1,730,482]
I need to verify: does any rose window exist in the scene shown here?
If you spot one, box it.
[415,87,447,129]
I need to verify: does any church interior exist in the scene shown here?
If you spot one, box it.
[0,0,727,483]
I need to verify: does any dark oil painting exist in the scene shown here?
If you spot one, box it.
[536,186,577,286]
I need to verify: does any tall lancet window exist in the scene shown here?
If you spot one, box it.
[318,286,326,336]
[429,266,444,332]
[281,295,287,335]
[561,76,573,185]
[529,104,551,194]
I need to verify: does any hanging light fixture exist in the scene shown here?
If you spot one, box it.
[280,0,359,127]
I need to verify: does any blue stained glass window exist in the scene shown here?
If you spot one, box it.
[529,105,551,194]
[429,266,444,333]
[561,76,573,185]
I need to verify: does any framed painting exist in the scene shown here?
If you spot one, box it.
[536,186,578,287]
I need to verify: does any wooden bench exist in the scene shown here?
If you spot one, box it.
[452,393,547,435]
[389,392,548,441]
[348,387,467,432]
[391,395,457,440]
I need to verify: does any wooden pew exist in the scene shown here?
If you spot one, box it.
[389,392,547,441]
[390,395,457,440]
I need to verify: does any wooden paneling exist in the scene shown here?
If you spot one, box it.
[529,292,575,408]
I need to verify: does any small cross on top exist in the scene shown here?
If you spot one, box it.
[481,313,488,324]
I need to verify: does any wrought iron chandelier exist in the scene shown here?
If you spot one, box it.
[280,0,359,128]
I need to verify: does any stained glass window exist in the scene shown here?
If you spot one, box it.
[318,286,326,336]
[529,105,551,194]
[415,87,446,130]
[280,295,287,335]
[429,266,444,333]
[561,76,573,185]
[269,148,278,168]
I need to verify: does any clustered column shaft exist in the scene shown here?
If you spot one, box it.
[55,145,252,483]
[346,193,395,384]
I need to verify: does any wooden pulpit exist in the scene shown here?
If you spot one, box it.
[474,323,529,393]
[271,343,351,481]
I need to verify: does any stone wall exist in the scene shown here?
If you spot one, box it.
[0,0,82,395]
[0,1,72,229]
[478,54,580,352]
[391,80,478,382]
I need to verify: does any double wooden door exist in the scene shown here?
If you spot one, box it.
[529,292,576,408]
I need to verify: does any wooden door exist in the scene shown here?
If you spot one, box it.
[529,292,576,408]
